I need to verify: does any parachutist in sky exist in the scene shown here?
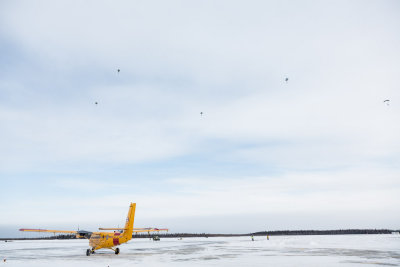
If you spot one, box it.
[285,77,289,82]
[95,102,98,105]
[117,69,120,73]
[200,112,203,116]
[383,99,390,106]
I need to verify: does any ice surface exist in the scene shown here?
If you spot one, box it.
[0,235,399,266]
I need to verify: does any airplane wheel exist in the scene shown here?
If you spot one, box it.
[86,249,91,256]
[115,247,120,255]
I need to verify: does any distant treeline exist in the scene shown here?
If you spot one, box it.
[132,233,243,238]
[2,229,398,240]
[133,229,396,238]
[252,229,395,236]
[1,234,77,241]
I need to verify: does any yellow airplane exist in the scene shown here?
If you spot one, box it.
[20,203,168,256]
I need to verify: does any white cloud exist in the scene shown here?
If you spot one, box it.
[2,167,398,230]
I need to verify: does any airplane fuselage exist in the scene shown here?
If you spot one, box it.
[89,231,129,249]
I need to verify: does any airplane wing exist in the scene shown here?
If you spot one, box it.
[19,229,92,239]
[133,228,168,233]
[19,228,78,234]
[98,228,126,231]
[99,227,168,232]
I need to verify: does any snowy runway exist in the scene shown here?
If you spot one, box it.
[1,235,399,266]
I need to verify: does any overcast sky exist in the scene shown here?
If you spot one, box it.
[0,0,399,238]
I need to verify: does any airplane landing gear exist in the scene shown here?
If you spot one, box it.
[87,247,120,255]
[86,248,95,256]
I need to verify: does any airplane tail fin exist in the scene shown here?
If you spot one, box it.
[122,203,136,240]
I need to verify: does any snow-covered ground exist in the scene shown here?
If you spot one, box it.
[1,235,399,266]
